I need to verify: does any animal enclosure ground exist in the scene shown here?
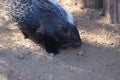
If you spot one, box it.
[0,0,120,80]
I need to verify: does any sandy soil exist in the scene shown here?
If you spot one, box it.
[0,1,120,80]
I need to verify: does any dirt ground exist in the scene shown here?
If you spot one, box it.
[0,0,120,80]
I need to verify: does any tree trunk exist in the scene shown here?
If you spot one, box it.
[118,0,120,23]
[105,0,119,24]
[94,0,103,9]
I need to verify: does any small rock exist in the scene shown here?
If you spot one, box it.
[110,42,114,46]
[75,2,77,6]
[15,53,24,60]
[78,50,85,56]
[112,29,117,33]
[48,75,53,80]
[70,66,77,71]
[98,11,104,16]
[107,63,115,67]
[49,53,55,57]
[0,44,3,48]
[85,14,92,20]
[81,31,85,34]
